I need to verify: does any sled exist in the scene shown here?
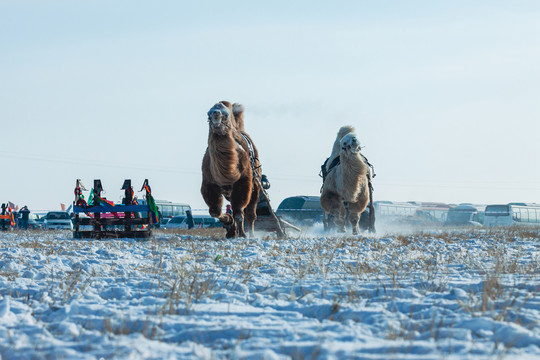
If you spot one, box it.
[254,177,301,237]
[72,179,159,239]
[255,213,301,236]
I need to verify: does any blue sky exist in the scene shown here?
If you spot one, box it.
[1,1,539,211]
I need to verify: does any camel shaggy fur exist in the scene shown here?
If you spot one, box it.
[201,101,261,238]
[320,126,370,235]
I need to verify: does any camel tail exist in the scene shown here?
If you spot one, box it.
[329,125,355,162]
[232,103,245,132]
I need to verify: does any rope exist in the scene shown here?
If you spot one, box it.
[234,129,285,236]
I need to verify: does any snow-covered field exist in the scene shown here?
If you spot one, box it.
[1,228,539,359]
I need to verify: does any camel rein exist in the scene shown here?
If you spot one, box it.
[234,129,285,236]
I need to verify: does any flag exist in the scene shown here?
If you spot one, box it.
[61,203,66,211]
[146,193,159,224]
[8,201,18,211]
[6,207,15,226]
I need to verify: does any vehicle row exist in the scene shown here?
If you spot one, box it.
[6,198,538,232]
[4,200,200,231]
[275,196,540,228]
[1,211,74,230]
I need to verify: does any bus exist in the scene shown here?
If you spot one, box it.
[137,199,191,224]
[484,203,540,227]
[414,202,452,224]
[374,201,419,224]
[444,204,485,226]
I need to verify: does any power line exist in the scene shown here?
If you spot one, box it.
[0,151,199,175]
[1,150,539,191]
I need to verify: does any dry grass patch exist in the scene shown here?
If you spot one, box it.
[157,228,226,239]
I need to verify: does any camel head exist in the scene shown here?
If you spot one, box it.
[340,133,361,155]
[207,102,233,136]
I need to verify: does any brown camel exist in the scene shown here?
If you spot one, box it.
[201,101,261,238]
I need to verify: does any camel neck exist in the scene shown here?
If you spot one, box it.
[208,131,242,185]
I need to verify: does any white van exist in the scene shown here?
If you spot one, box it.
[164,215,221,229]
[43,211,73,230]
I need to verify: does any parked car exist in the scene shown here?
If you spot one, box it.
[18,213,43,229]
[275,196,324,226]
[164,215,221,229]
[444,205,484,226]
[43,211,73,230]
[35,216,46,227]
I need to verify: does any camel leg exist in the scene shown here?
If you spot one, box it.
[348,209,361,235]
[335,207,347,233]
[201,183,223,219]
[325,213,338,231]
[231,176,253,238]
[348,200,369,235]
[323,212,328,231]
[202,183,234,236]
[321,191,347,232]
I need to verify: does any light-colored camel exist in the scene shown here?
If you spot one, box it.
[320,126,370,235]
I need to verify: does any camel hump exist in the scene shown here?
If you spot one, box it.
[337,125,355,140]
[232,103,245,132]
[329,125,355,163]
[219,100,232,108]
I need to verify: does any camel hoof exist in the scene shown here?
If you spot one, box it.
[219,214,234,226]
[225,221,236,238]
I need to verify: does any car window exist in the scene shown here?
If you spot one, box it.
[278,197,305,210]
[302,200,323,210]
[47,212,69,220]
[169,216,186,224]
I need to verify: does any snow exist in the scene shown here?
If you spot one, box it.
[1,229,539,359]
